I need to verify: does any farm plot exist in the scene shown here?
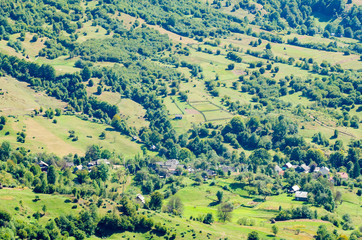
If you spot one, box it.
[189,100,234,122]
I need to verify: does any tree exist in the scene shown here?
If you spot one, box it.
[203,213,214,224]
[81,66,91,81]
[266,43,271,49]
[216,191,223,203]
[164,196,184,216]
[0,210,11,227]
[217,202,233,222]
[272,225,278,236]
[97,163,109,181]
[42,205,47,215]
[227,63,235,70]
[247,231,260,240]
[97,86,102,95]
[76,170,89,184]
[149,192,163,210]
[352,162,360,178]
[85,145,101,161]
[47,165,57,185]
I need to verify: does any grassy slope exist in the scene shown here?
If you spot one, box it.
[0,115,142,157]
[0,188,80,225]
[0,76,66,116]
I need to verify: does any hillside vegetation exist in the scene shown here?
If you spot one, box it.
[0,0,361,239]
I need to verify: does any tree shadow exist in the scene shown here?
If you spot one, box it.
[208,201,220,207]
[105,127,117,132]
[252,198,265,202]
[229,183,244,190]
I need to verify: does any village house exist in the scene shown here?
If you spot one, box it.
[296,164,310,173]
[219,165,238,175]
[283,162,297,170]
[274,165,284,176]
[87,159,111,169]
[314,166,330,176]
[136,194,145,204]
[154,159,184,174]
[290,185,300,193]
[336,172,348,179]
[295,191,308,201]
[38,161,49,172]
[74,165,83,172]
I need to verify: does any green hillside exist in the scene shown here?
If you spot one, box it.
[0,0,361,239]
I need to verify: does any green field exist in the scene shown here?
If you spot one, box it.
[0,115,142,157]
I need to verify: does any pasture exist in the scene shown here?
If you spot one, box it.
[0,115,142,158]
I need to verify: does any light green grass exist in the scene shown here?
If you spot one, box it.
[0,115,142,157]
[0,76,66,116]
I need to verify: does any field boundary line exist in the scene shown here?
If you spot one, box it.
[171,97,185,114]
[187,101,206,122]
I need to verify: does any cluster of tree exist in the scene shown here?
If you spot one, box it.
[0,116,6,131]
[236,0,362,40]
[0,53,120,124]
[113,0,245,38]
[275,206,315,221]
[75,27,172,63]
[235,68,361,114]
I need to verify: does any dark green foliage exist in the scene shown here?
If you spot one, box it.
[203,213,214,224]
[76,28,172,63]
[0,210,11,227]
[217,202,233,222]
[164,196,184,216]
[47,165,57,185]
[216,190,223,203]
[275,206,312,221]
[247,231,259,240]
[149,192,163,210]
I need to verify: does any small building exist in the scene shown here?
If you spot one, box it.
[319,167,330,176]
[296,164,310,173]
[38,161,49,172]
[174,114,183,120]
[219,165,238,174]
[290,185,301,193]
[275,165,284,176]
[149,145,157,151]
[295,191,308,201]
[154,159,184,174]
[96,159,110,165]
[336,172,348,179]
[63,162,74,169]
[283,162,296,170]
[136,194,145,204]
[74,165,83,172]
[206,169,216,177]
